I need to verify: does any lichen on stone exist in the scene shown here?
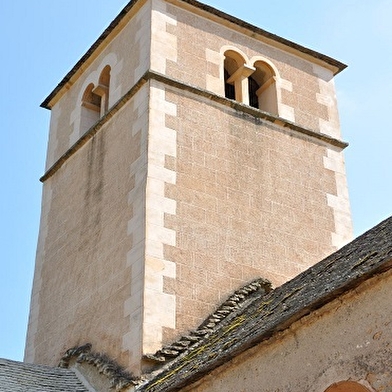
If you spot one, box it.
[59,343,139,391]
[144,277,272,364]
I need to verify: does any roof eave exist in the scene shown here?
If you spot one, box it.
[41,0,347,110]
[175,0,347,73]
[40,0,141,110]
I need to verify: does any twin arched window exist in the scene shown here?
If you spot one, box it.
[224,50,278,115]
[80,65,111,133]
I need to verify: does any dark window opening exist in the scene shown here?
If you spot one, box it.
[224,69,235,100]
[248,76,259,109]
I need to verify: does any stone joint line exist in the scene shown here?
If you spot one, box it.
[40,70,348,184]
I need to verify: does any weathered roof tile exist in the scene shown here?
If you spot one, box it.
[0,358,89,392]
[138,216,392,392]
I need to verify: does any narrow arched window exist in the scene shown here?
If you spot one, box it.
[248,76,260,108]
[80,83,101,132]
[96,65,111,116]
[223,50,254,104]
[224,68,235,100]
[80,66,111,134]
[324,381,372,392]
[224,51,243,100]
[249,61,278,115]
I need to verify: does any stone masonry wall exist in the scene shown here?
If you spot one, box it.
[45,0,151,171]
[28,0,352,373]
[154,84,342,345]
[143,1,352,348]
[25,90,147,371]
[161,1,339,135]
[28,1,153,372]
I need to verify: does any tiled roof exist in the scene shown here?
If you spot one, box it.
[59,343,138,391]
[0,358,89,392]
[145,277,272,363]
[138,216,392,392]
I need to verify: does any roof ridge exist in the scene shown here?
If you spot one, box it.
[144,277,272,364]
[0,357,89,392]
[59,343,140,391]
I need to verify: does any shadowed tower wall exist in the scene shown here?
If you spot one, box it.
[25,0,352,375]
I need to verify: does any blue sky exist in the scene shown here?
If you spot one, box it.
[0,0,391,362]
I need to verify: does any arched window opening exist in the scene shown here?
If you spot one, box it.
[325,381,372,392]
[79,66,111,134]
[222,51,279,113]
[248,76,260,108]
[95,65,111,116]
[250,61,278,114]
[224,68,235,100]
[223,51,254,104]
[80,83,101,132]
[224,52,241,100]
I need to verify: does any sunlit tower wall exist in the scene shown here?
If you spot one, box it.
[25,0,352,375]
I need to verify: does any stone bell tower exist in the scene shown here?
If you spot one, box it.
[25,0,352,375]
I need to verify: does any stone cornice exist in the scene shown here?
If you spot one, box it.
[40,70,348,183]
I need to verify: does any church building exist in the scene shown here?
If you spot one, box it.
[2,1,390,391]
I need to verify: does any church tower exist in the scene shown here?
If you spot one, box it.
[25,0,352,374]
